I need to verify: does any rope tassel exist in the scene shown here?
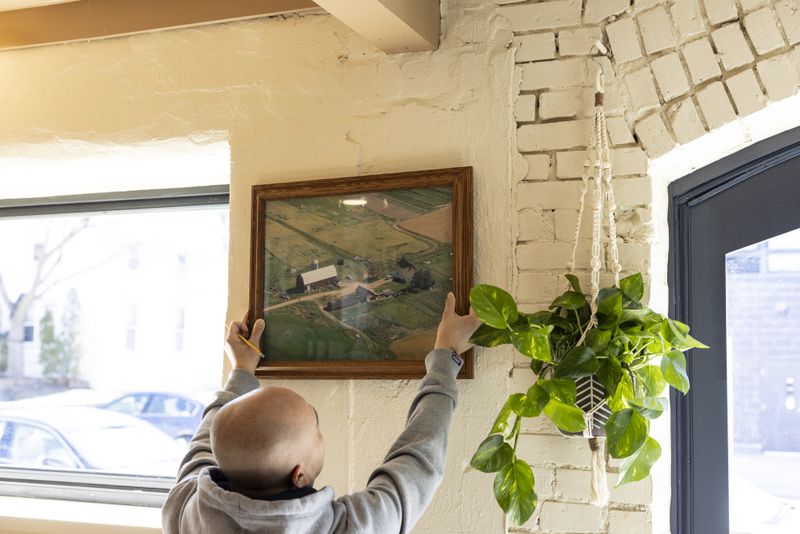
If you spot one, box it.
[589,437,609,507]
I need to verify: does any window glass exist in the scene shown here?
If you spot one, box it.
[0,205,228,478]
[726,227,800,533]
[107,394,149,415]
[8,422,79,469]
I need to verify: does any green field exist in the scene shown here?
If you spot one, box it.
[263,195,437,306]
[383,187,452,213]
[334,284,449,356]
[263,301,373,360]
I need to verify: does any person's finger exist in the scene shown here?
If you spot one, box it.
[226,321,240,342]
[239,311,251,335]
[249,318,266,345]
[444,292,456,316]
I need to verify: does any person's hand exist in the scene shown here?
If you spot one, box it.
[225,311,265,375]
[434,292,482,354]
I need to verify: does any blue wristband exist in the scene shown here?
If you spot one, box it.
[450,350,463,366]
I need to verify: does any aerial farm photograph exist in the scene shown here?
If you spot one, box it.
[261,187,453,361]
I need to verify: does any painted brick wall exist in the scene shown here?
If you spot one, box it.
[498,0,800,532]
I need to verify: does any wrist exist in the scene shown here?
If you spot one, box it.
[234,364,257,375]
[434,342,456,353]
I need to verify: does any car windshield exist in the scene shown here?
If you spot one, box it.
[64,423,183,475]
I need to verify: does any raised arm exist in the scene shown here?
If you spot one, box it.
[173,313,265,482]
[337,293,481,533]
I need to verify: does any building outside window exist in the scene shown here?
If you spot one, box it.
[176,308,185,352]
[126,304,137,351]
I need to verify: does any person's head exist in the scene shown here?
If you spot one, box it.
[211,386,324,496]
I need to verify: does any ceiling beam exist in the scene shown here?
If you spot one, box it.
[313,0,439,54]
[0,0,318,50]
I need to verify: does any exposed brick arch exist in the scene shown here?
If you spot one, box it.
[501,0,800,530]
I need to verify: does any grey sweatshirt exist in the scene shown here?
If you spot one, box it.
[161,348,462,534]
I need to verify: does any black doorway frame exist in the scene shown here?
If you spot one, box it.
[669,125,800,534]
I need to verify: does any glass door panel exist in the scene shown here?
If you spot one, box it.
[726,228,800,533]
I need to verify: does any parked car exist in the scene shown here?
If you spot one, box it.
[99,392,208,444]
[0,406,184,477]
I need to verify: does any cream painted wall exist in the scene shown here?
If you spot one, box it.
[0,1,516,532]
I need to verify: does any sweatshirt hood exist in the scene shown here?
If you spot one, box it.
[192,467,337,532]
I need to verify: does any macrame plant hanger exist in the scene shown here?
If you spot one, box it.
[563,40,620,507]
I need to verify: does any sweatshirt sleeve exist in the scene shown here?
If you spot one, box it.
[336,348,462,534]
[173,369,261,482]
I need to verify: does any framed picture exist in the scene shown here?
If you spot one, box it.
[248,167,473,379]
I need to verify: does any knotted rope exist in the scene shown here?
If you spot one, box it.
[565,46,619,507]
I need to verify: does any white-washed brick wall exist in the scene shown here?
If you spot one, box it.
[499,0,800,532]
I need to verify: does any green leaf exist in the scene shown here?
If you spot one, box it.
[550,291,587,311]
[565,273,583,294]
[637,366,667,397]
[629,396,668,419]
[490,399,515,438]
[596,355,624,397]
[470,324,512,347]
[585,328,612,352]
[619,273,644,302]
[608,373,635,411]
[597,289,623,326]
[528,311,553,326]
[549,315,575,333]
[470,284,519,330]
[661,319,709,350]
[554,346,599,379]
[471,434,514,473]
[507,393,526,415]
[509,390,548,418]
[510,327,552,362]
[538,377,577,404]
[661,350,690,394]
[620,308,663,328]
[494,459,537,526]
[543,399,586,433]
[525,384,550,417]
[530,359,544,375]
[605,408,648,458]
[617,436,662,486]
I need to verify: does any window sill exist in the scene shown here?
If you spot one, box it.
[0,496,161,534]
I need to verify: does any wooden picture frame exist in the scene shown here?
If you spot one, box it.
[248,167,473,379]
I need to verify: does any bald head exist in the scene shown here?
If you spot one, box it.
[211,386,324,495]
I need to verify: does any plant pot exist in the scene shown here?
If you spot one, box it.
[558,375,611,438]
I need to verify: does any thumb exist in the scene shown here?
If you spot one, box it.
[249,318,265,345]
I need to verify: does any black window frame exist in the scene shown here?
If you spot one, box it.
[669,125,800,533]
[0,185,228,507]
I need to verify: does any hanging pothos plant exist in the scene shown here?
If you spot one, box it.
[468,272,707,525]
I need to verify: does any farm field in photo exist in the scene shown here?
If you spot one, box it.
[261,186,453,361]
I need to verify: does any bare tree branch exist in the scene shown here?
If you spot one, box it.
[41,218,90,264]
[35,251,123,299]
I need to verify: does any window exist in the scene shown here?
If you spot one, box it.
[0,186,228,506]
[126,304,137,350]
[176,308,185,352]
[23,324,34,342]
[177,253,187,277]
[128,247,139,270]
[669,126,800,533]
